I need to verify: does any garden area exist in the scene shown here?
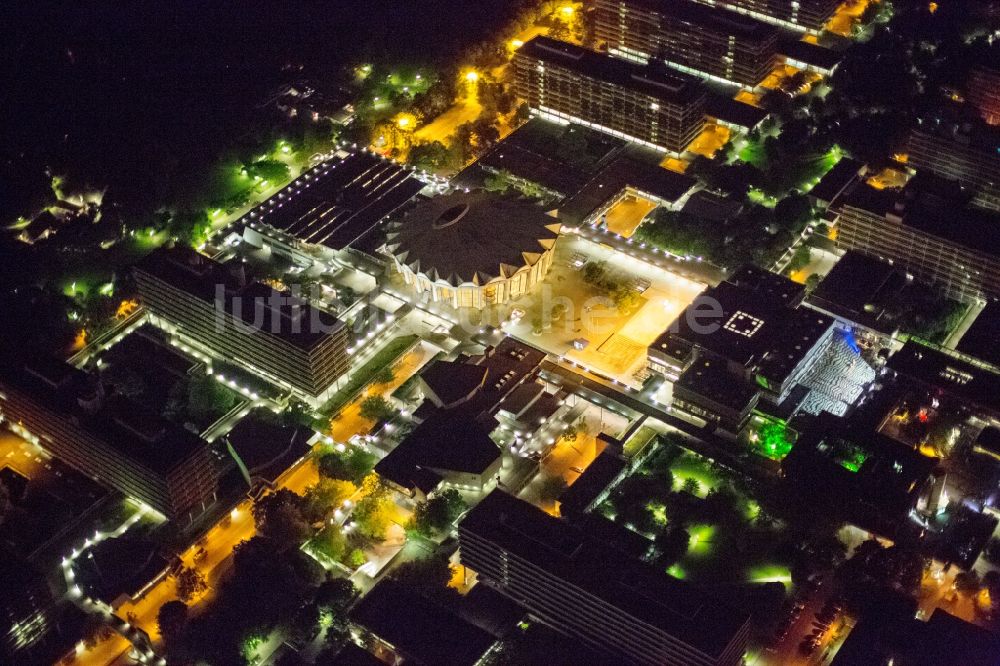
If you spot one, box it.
[741,415,797,462]
[318,334,419,420]
[597,436,847,588]
[633,190,817,270]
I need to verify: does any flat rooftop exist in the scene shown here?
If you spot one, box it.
[460,119,625,197]
[653,270,830,383]
[808,157,863,204]
[807,251,908,336]
[887,340,1000,415]
[778,37,846,71]
[785,412,938,531]
[559,446,628,516]
[675,357,758,411]
[375,408,500,487]
[704,94,769,129]
[0,357,210,476]
[224,408,313,482]
[349,579,496,666]
[246,149,425,250]
[559,149,697,225]
[460,490,750,661]
[839,181,1000,257]
[519,36,706,106]
[624,0,780,40]
[135,246,344,351]
[956,301,1000,368]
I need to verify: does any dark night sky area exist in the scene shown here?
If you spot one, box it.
[0,1,522,218]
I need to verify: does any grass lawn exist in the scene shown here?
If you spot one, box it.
[319,334,419,417]
[623,425,658,458]
[669,453,723,498]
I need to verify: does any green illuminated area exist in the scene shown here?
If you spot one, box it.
[600,439,797,585]
[669,453,723,498]
[744,417,796,461]
[837,447,868,473]
[820,437,870,473]
[623,425,658,458]
[686,524,716,557]
[667,563,686,579]
[746,564,793,586]
[647,502,668,527]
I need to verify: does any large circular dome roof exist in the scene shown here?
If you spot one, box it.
[385,191,561,286]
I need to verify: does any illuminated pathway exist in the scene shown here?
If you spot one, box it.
[68,455,321,665]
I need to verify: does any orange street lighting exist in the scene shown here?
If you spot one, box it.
[560,5,575,16]
[395,112,416,130]
[465,70,479,83]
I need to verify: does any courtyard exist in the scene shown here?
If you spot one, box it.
[504,234,705,386]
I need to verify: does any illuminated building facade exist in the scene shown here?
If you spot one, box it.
[134,247,350,401]
[690,0,840,34]
[906,118,1000,213]
[385,191,561,309]
[835,183,1000,303]
[513,36,707,153]
[459,490,752,666]
[967,64,1000,126]
[0,359,218,520]
[593,0,780,88]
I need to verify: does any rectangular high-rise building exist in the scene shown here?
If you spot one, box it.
[967,65,1000,126]
[0,358,218,520]
[459,490,752,666]
[593,0,780,88]
[134,247,350,401]
[692,0,840,34]
[906,118,1000,213]
[834,182,1000,303]
[513,37,707,153]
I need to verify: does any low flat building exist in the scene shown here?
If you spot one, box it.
[807,157,864,207]
[459,490,752,666]
[558,150,697,226]
[649,266,833,407]
[375,411,502,497]
[673,357,759,431]
[0,357,218,520]
[349,579,497,666]
[134,246,350,402]
[806,251,908,339]
[833,607,1000,666]
[377,337,548,498]
[594,0,781,88]
[885,340,1000,421]
[558,441,629,517]
[956,301,1000,368]
[242,149,425,254]
[224,408,316,491]
[783,412,938,537]
[778,37,845,76]
[703,94,770,131]
[75,535,168,607]
[514,36,707,154]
